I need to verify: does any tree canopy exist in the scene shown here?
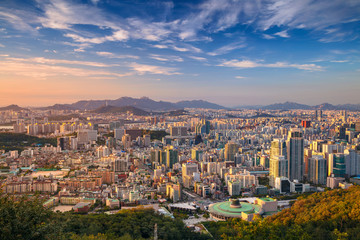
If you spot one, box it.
[204,185,360,240]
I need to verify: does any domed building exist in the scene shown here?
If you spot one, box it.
[209,197,278,221]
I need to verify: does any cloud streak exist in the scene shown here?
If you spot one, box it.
[96,52,139,59]
[208,41,246,56]
[220,59,324,71]
[0,57,132,79]
[129,63,181,75]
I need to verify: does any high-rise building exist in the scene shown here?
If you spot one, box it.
[301,120,311,128]
[195,119,210,135]
[344,149,360,176]
[58,136,77,151]
[143,134,151,147]
[308,155,326,185]
[150,149,161,163]
[287,129,304,181]
[165,147,178,169]
[328,153,346,178]
[78,129,97,143]
[269,155,288,185]
[182,162,198,182]
[114,128,125,140]
[170,126,187,136]
[112,158,128,172]
[315,110,322,121]
[224,142,239,161]
[191,147,203,161]
[122,134,132,149]
[342,110,347,123]
[270,139,287,158]
[228,181,240,196]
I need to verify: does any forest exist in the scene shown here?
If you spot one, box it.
[0,133,57,151]
[1,186,360,239]
[204,185,360,240]
[0,194,210,240]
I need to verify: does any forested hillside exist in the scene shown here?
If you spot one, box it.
[204,185,360,240]
[0,194,210,240]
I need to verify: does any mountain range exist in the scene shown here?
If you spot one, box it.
[91,105,149,116]
[0,104,28,111]
[258,101,360,111]
[38,97,226,111]
[1,99,360,112]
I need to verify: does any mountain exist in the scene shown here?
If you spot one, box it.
[42,97,226,111]
[262,101,312,110]
[91,105,149,116]
[39,104,75,111]
[238,102,360,111]
[71,97,177,111]
[314,103,338,110]
[337,104,360,111]
[0,104,28,111]
[175,100,226,109]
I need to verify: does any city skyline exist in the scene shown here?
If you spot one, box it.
[0,0,360,106]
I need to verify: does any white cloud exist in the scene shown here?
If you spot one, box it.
[188,56,207,61]
[64,29,129,44]
[0,10,36,32]
[208,41,246,56]
[35,0,174,46]
[177,0,360,42]
[150,54,183,62]
[0,57,132,79]
[330,60,349,63]
[172,46,189,52]
[235,76,246,79]
[151,43,202,53]
[220,59,323,71]
[262,34,275,39]
[129,63,181,75]
[173,44,202,53]
[91,0,100,5]
[274,30,290,38]
[0,43,5,47]
[7,57,115,68]
[96,51,139,59]
[151,44,168,49]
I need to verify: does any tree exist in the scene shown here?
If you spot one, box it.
[0,194,64,240]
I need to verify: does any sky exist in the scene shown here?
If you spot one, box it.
[0,0,359,107]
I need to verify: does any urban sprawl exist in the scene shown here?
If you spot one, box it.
[1,107,360,226]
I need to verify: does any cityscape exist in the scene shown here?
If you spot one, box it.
[1,0,360,240]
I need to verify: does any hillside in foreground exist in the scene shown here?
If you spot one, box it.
[0,194,210,240]
[204,185,360,240]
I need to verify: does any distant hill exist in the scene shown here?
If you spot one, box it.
[39,104,75,111]
[0,104,28,111]
[175,100,225,109]
[262,101,313,110]
[164,109,188,116]
[313,102,338,110]
[40,97,226,111]
[237,101,360,111]
[92,105,149,116]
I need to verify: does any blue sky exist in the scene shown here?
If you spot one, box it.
[0,0,359,107]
